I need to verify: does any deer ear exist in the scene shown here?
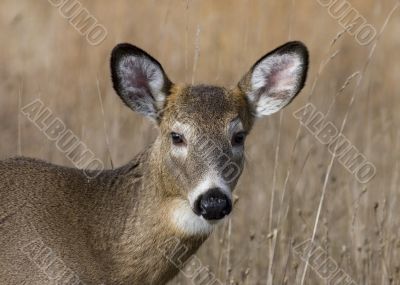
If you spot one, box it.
[239,41,309,117]
[111,43,172,121]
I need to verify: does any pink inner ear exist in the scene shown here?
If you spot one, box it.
[253,54,301,96]
[120,57,151,94]
[248,53,305,116]
[268,60,297,91]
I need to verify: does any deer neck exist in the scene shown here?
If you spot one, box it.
[85,143,208,284]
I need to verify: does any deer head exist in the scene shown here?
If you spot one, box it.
[110,41,309,236]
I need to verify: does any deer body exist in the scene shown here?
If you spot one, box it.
[0,150,206,284]
[0,42,308,284]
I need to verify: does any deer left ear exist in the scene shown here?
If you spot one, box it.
[239,41,309,117]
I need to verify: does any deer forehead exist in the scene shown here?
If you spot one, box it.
[162,84,252,132]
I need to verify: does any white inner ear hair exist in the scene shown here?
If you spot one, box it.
[119,55,166,105]
[250,53,302,116]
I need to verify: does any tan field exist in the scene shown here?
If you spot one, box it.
[0,0,399,284]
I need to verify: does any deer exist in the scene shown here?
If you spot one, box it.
[0,41,308,285]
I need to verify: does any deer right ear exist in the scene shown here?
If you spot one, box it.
[111,43,172,122]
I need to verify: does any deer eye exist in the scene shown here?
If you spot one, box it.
[232,132,246,146]
[171,132,185,145]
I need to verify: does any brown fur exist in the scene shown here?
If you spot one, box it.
[0,149,206,284]
[0,41,308,284]
[0,85,252,285]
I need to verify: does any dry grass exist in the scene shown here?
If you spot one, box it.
[1,0,400,284]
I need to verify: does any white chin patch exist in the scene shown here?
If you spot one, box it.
[170,200,216,236]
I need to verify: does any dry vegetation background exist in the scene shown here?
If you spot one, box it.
[0,0,399,284]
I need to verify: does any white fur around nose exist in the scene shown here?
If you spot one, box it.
[188,174,232,210]
[170,200,214,236]
[169,174,232,236]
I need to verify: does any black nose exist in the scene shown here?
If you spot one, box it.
[194,188,232,220]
